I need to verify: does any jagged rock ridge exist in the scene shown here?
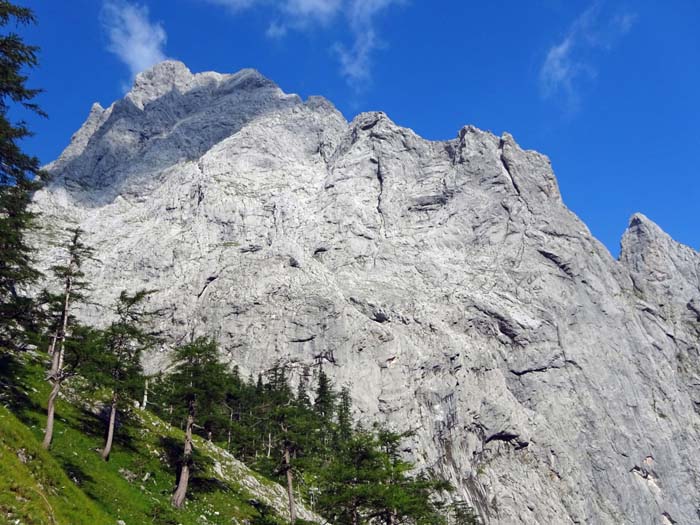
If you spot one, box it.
[33,61,700,524]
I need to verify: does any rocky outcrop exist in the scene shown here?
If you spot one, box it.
[32,61,700,524]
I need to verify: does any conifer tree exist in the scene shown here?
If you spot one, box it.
[81,290,156,460]
[317,426,448,525]
[41,228,94,449]
[275,394,308,523]
[168,337,228,508]
[336,386,352,444]
[0,1,46,350]
[296,367,311,409]
[313,368,335,451]
[313,369,334,421]
[449,501,481,525]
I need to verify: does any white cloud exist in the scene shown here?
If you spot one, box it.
[334,30,375,87]
[101,0,168,79]
[206,0,340,23]
[205,0,259,11]
[540,3,636,111]
[266,21,288,39]
[204,0,401,91]
[334,0,400,89]
[614,12,638,35]
[284,0,342,24]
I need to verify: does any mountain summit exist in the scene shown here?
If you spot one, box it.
[33,61,700,524]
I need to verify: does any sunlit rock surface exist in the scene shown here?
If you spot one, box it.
[33,61,700,524]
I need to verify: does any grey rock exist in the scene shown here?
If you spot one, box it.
[32,62,700,524]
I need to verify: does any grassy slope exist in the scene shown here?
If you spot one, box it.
[0,405,112,524]
[0,352,310,525]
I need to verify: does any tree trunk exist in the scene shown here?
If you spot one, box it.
[227,406,233,450]
[42,376,60,449]
[42,276,73,450]
[140,378,148,410]
[101,392,118,461]
[47,332,58,357]
[171,404,194,508]
[48,275,72,357]
[285,446,296,524]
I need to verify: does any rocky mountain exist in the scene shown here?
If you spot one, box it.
[32,61,700,524]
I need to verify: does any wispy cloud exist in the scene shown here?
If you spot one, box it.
[206,0,341,24]
[101,0,168,79]
[335,0,400,90]
[284,0,343,25]
[540,3,636,112]
[205,0,401,91]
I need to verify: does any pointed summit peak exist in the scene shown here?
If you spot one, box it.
[138,59,193,82]
[622,212,669,248]
[628,212,660,230]
[351,111,391,130]
[126,60,194,109]
[619,212,682,272]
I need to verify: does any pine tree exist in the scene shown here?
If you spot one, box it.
[41,228,94,450]
[0,2,46,350]
[168,337,228,508]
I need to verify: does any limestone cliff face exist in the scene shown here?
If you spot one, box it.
[33,61,700,524]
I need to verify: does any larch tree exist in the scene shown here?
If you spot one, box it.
[270,375,307,524]
[41,228,94,450]
[0,1,46,351]
[168,337,227,508]
[84,290,156,461]
[317,426,449,525]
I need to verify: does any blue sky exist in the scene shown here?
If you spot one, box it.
[17,0,700,255]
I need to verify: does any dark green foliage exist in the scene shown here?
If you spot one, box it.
[0,351,292,525]
[80,290,157,402]
[152,361,450,524]
[166,337,229,433]
[449,501,482,525]
[296,366,311,408]
[317,427,449,525]
[38,228,94,355]
[313,368,334,421]
[336,386,352,444]
[0,1,45,349]
[40,228,97,449]
[160,337,232,507]
[75,290,158,460]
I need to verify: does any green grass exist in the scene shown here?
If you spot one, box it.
[0,405,112,524]
[0,352,295,525]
